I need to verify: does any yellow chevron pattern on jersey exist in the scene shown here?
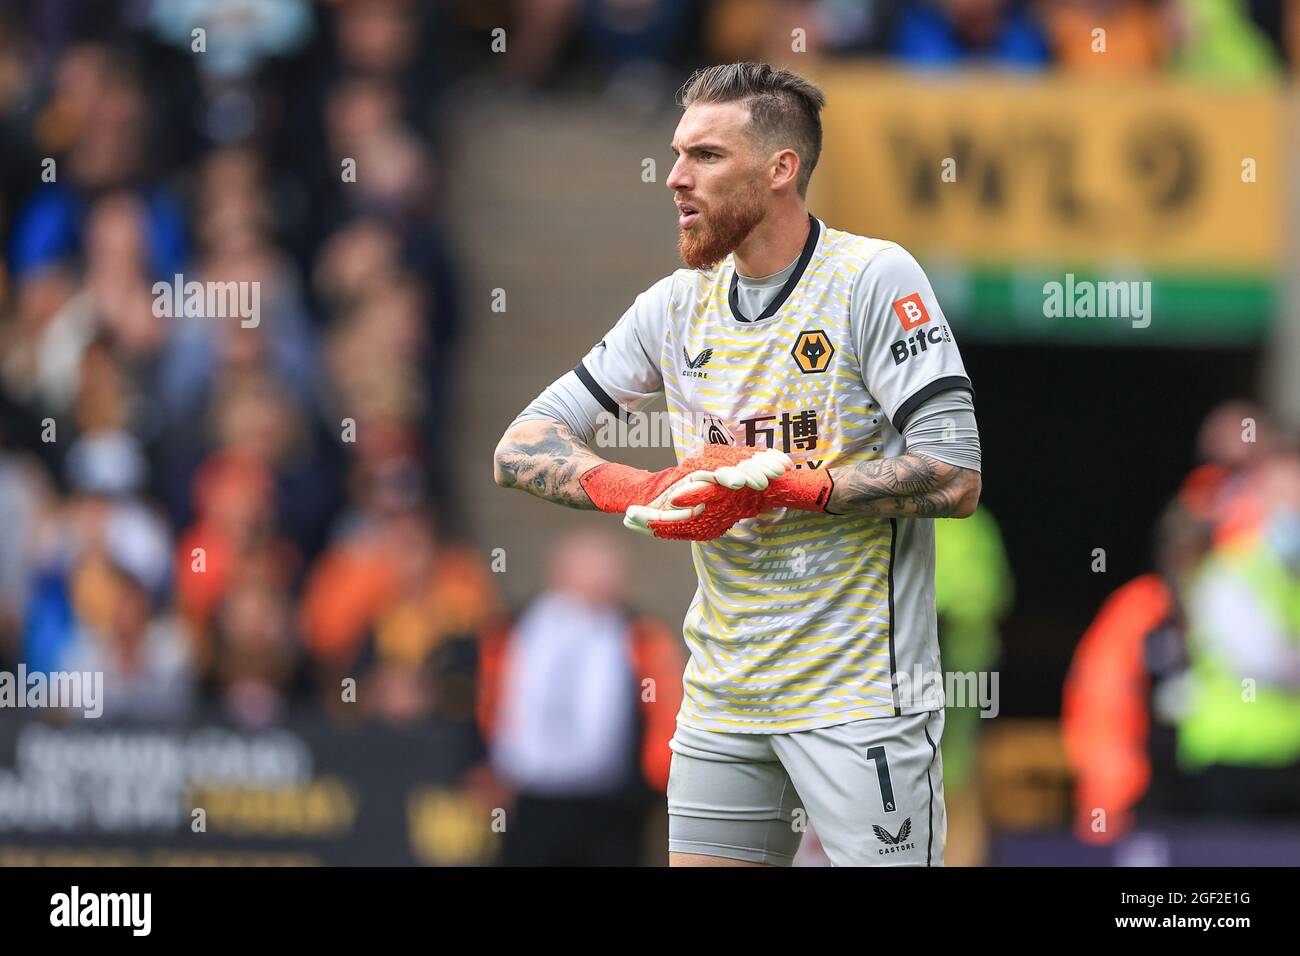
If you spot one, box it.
[661,224,912,732]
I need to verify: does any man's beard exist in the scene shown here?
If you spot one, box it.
[678,183,765,271]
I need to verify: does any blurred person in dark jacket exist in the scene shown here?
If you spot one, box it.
[477,528,684,866]
[1063,497,1212,843]
[209,570,301,728]
[0,441,50,668]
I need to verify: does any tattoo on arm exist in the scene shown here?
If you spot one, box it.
[827,453,979,518]
[493,420,608,510]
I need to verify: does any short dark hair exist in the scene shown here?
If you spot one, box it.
[677,62,826,197]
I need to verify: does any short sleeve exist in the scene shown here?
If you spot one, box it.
[852,245,973,432]
[572,275,673,418]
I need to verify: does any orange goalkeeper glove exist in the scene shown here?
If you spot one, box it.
[581,446,792,541]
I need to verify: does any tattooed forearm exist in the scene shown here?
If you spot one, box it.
[492,419,608,510]
[827,453,981,518]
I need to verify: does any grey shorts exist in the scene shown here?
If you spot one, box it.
[667,709,946,867]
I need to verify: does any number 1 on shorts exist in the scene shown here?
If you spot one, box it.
[866,745,897,812]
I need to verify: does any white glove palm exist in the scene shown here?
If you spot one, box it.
[622,449,793,537]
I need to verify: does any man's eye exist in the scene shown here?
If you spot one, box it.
[699,151,716,161]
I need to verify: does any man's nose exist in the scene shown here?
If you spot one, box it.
[666,158,690,191]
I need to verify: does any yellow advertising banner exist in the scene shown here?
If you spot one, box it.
[809,67,1283,271]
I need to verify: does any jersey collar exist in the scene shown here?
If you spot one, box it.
[728,213,821,325]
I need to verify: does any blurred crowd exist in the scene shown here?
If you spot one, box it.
[1064,400,1300,842]
[490,0,1300,93]
[0,0,490,730]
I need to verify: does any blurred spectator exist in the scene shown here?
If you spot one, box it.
[1038,0,1170,74]
[706,0,899,62]
[331,0,446,137]
[58,501,196,723]
[7,45,187,281]
[174,449,299,671]
[209,571,301,728]
[23,429,152,675]
[156,148,321,429]
[497,0,694,96]
[1177,453,1300,814]
[1179,399,1293,547]
[0,446,50,667]
[299,448,498,724]
[147,0,313,84]
[1,263,90,423]
[1169,0,1282,81]
[893,0,1051,69]
[365,510,489,724]
[1063,497,1213,843]
[1042,0,1282,79]
[934,506,1014,865]
[477,529,683,866]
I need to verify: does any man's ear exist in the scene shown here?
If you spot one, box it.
[770,147,801,192]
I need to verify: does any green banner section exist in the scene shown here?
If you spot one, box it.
[933,267,1275,346]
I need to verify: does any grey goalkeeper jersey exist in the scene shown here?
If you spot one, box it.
[515,216,979,733]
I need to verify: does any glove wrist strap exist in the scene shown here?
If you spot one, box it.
[766,468,835,513]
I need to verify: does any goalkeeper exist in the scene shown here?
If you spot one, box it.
[493,62,982,867]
